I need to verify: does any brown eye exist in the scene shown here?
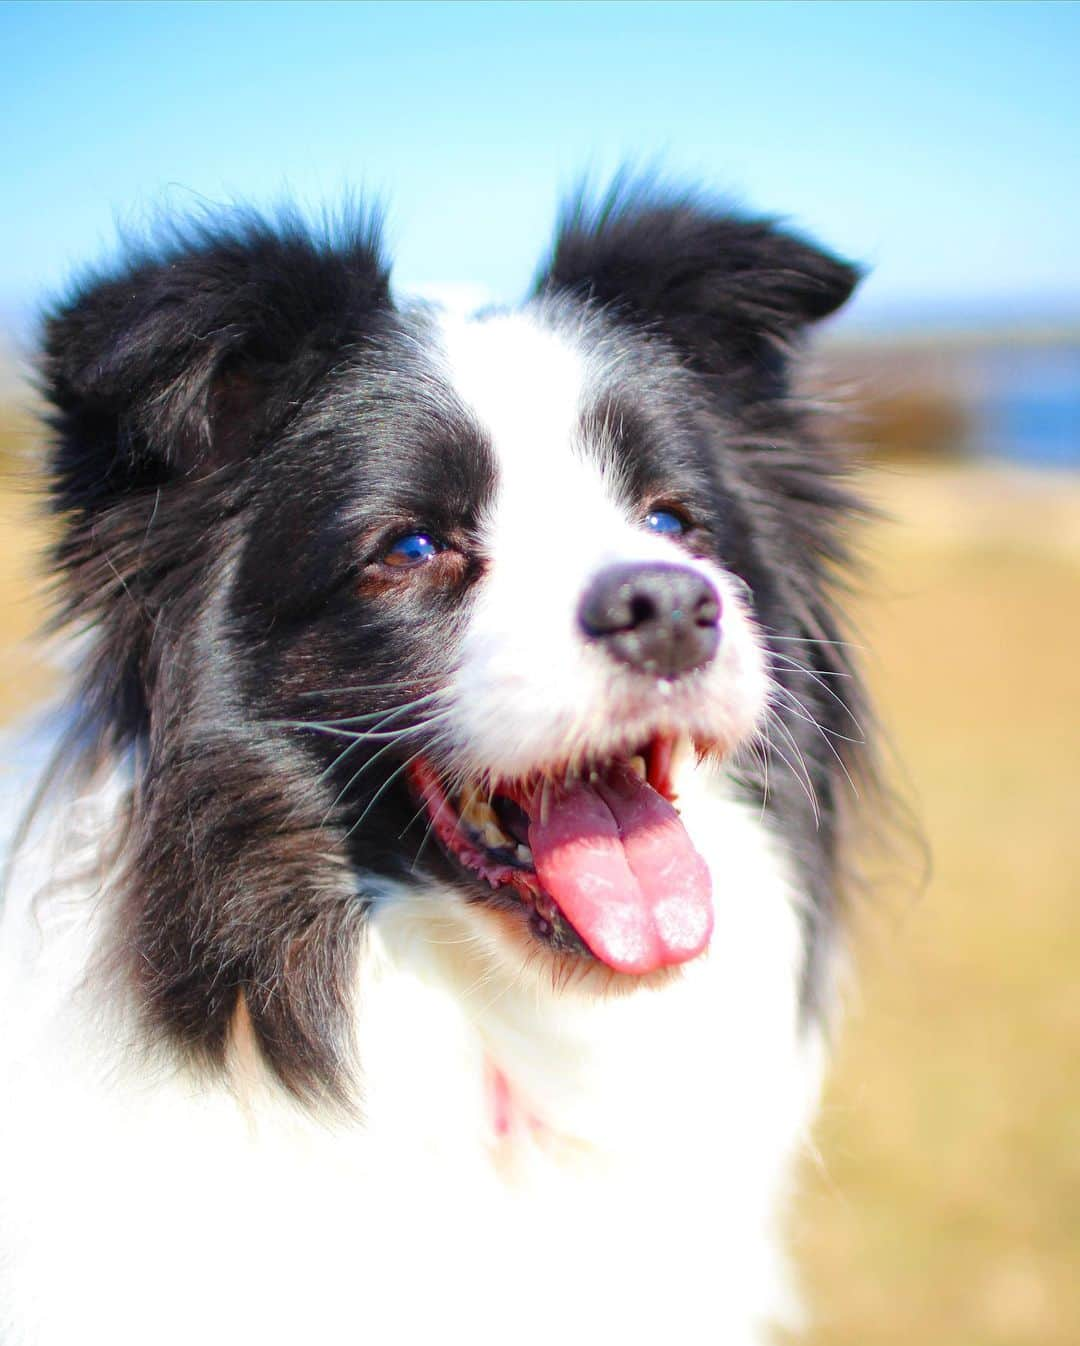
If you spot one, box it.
[383,533,441,568]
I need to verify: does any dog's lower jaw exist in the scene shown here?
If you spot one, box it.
[0,759,821,1346]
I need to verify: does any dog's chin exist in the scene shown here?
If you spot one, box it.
[406,732,720,983]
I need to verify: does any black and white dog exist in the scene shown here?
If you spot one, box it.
[0,182,870,1344]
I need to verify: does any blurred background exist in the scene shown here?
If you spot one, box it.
[1,3,1078,1341]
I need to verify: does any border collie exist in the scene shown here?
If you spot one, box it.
[0,181,871,1345]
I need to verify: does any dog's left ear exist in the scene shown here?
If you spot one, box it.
[535,181,860,392]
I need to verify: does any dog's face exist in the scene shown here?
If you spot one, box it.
[231,302,771,977]
[43,187,865,1098]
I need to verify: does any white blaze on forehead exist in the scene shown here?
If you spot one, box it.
[437,310,587,462]
[436,309,633,553]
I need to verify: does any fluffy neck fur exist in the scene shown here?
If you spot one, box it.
[0,728,819,1345]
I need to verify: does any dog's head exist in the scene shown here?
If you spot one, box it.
[42,184,865,1101]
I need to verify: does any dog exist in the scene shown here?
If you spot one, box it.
[0,180,870,1345]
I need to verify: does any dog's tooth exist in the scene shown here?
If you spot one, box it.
[516,844,533,866]
[628,755,647,780]
[458,784,497,827]
[481,820,512,850]
[463,798,499,829]
[458,783,513,846]
[672,734,693,777]
[539,779,552,826]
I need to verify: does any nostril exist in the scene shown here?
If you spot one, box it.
[628,593,657,628]
[695,591,721,628]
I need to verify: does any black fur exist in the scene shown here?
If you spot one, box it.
[537,176,859,397]
[40,181,871,1102]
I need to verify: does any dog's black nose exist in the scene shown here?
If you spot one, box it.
[578,563,721,677]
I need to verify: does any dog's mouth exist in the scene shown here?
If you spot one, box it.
[406,736,713,975]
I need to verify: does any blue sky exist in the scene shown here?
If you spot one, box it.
[2,0,1079,336]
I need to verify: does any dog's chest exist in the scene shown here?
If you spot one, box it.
[0,779,818,1344]
[297,844,819,1339]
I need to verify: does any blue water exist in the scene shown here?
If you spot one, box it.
[974,345,1080,468]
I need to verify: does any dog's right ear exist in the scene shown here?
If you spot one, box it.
[42,210,391,518]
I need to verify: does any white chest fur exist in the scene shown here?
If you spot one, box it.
[0,751,820,1346]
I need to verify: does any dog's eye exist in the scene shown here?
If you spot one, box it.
[644,509,687,537]
[383,533,441,568]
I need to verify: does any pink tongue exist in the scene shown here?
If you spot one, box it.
[527,765,713,975]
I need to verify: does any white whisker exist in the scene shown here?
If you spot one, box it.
[764,631,864,651]
[297,675,445,698]
[762,707,820,824]
[768,681,861,800]
[319,711,456,828]
[766,649,864,734]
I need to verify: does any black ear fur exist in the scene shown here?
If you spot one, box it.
[535,179,860,391]
[39,209,392,750]
[42,209,391,516]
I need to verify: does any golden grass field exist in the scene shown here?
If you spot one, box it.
[1,407,1077,1344]
[796,465,1080,1346]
